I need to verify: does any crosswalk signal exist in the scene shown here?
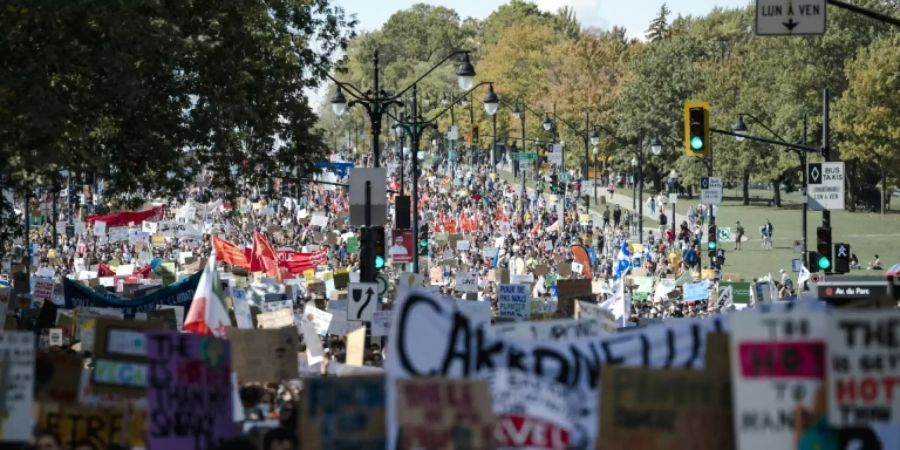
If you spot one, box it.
[683,101,710,158]
[815,226,832,272]
[834,242,850,274]
[707,225,718,256]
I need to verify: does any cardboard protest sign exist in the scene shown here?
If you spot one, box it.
[146,331,233,449]
[396,378,496,450]
[38,404,147,449]
[91,318,160,395]
[497,284,529,321]
[303,303,333,335]
[386,289,727,450]
[147,308,178,330]
[346,324,367,366]
[730,312,827,450]
[0,332,35,442]
[228,327,298,383]
[301,376,386,449]
[556,279,591,301]
[575,301,617,333]
[35,352,83,404]
[599,363,733,450]
[827,310,900,427]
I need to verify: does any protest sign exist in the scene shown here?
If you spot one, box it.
[396,378,495,450]
[683,280,710,301]
[599,365,733,450]
[147,308,178,330]
[91,318,159,395]
[146,331,233,449]
[0,332,35,442]
[730,312,827,450]
[38,404,147,449]
[386,289,727,450]
[32,276,55,301]
[371,310,392,337]
[346,324,367,366]
[827,310,900,427]
[719,281,752,306]
[494,318,605,341]
[455,271,478,293]
[229,327,298,383]
[35,352,83,404]
[256,308,294,329]
[299,314,325,366]
[575,301,617,333]
[497,284,529,321]
[63,270,201,317]
[230,288,253,329]
[301,376,386,449]
[556,279,591,301]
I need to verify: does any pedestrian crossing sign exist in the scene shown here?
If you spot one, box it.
[717,226,733,242]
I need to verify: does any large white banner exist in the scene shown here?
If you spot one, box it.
[386,289,727,450]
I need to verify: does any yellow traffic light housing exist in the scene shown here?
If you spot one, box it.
[683,101,710,158]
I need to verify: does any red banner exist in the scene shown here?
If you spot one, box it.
[85,206,163,227]
[276,249,328,274]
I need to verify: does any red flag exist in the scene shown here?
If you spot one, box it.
[277,249,328,274]
[253,231,281,281]
[212,235,250,268]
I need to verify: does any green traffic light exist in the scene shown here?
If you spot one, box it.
[375,255,385,269]
[818,256,831,270]
[419,239,428,248]
[708,241,717,250]
[691,136,704,150]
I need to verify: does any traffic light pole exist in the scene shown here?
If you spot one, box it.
[821,89,831,230]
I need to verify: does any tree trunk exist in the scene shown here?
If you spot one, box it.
[773,176,782,207]
[742,170,750,206]
[881,165,886,215]
[845,159,857,212]
[686,185,693,199]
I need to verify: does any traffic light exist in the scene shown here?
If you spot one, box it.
[707,225,718,256]
[716,248,726,267]
[418,224,429,256]
[550,174,558,193]
[683,101,710,157]
[372,226,386,270]
[815,226,833,272]
[834,243,850,274]
[472,126,479,144]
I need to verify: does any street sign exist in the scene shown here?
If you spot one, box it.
[668,193,678,204]
[548,150,562,165]
[717,226,733,242]
[700,176,723,205]
[756,0,826,36]
[807,161,845,211]
[349,168,387,226]
[447,125,459,141]
[348,282,378,322]
[512,152,537,161]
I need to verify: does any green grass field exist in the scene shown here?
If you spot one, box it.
[499,170,900,280]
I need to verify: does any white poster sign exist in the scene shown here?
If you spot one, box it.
[497,284,529,321]
[0,332,35,442]
[455,271,478,293]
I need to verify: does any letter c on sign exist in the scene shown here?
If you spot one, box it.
[398,294,441,375]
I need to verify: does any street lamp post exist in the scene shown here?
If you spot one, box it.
[668,169,678,239]
[485,85,499,167]
[329,49,476,168]
[394,82,497,273]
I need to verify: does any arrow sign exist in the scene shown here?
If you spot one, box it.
[783,17,799,30]
[348,282,377,322]
[756,0,826,36]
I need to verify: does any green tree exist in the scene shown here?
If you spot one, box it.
[645,3,671,42]
[835,35,900,213]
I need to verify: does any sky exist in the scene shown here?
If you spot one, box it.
[336,0,751,37]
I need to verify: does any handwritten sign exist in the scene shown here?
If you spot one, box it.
[455,272,478,293]
[497,284,529,321]
[38,404,147,449]
[146,331,233,449]
[396,378,495,450]
[301,376,386,449]
[228,327,298,383]
[0,332,35,442]
[827,310,900,427]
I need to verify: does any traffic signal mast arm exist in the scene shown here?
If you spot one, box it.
[710,128,820,154]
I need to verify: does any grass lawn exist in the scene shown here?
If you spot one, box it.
[500,171,899,280]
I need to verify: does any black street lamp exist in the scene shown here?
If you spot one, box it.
[328,50,477,168]
[393,81,497,273]
[483,84,499,166]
